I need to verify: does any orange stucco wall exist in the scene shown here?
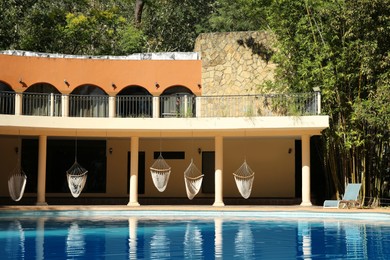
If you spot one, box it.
[0,54,202,96]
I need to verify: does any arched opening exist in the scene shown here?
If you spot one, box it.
[160,86,196,118]
[0,81,15,115]
[23,83,61,116]
[70,85,108,117]
[117,86,152,118]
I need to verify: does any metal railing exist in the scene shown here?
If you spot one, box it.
[0,91,320,118]
[160,94,196,118]
[116,95,153,118]
[0,91,15,114]
[197,92,319,118]
[69,94,109,117]
[22,93,62,116]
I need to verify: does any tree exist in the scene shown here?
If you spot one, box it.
[266,0,390,205]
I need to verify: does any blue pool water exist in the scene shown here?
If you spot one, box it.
[1,211,390,259]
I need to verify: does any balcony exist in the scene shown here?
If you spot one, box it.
[0,91,321,118]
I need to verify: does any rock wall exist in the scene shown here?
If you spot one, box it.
[194,31,276,95]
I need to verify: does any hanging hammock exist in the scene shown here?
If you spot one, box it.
[233,160,255,199]
[8,164,27,202]
[150,153,171,192]
[184,159,204,200]
[66,160,88,198]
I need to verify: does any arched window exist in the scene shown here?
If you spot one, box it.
[160,86,196,118]
[69,85,108,117]
[23,83,61,116]
[0,81,15,115]
[117,86,152,118]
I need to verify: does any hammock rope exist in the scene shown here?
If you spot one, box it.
[233,160,255,199]
[184,159,204,200]
[66,137,88,198]
[8,163,27,202]
[150,153,171,192]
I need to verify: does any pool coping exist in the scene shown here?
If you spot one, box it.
[0,205,389,221]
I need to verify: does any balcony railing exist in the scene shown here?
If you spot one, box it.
[117,95,153,118]
[69,94,108,117]
[22,93,62,116]
[0,92,321,118]
[0,91,15,114]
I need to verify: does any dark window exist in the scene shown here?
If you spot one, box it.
[153,151,185,160]
[22,139,106,194]
[202,151,215,193]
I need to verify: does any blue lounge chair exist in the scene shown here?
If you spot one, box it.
[323,183,362,208]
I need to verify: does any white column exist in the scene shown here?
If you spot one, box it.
[15,93,22,115]
[50,93,54,116]
[213,135,224,206]
[109,96,115,118]
[301,135,312,206]
[153,96,160,118]
[128,137,140,206]
[195,97,201,118]
[62,95,69,117]
[37,135,48,206]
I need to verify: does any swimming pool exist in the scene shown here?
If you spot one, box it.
[1,210,390,259]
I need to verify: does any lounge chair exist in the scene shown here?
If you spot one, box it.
[323,183,362,208]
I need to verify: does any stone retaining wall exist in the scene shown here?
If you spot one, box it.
[194,31,276,95]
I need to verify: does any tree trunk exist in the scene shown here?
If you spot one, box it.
[134,0,145,25]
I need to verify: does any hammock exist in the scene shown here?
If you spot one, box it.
[8,164,27,202]
[233,160,254,199]
[150,154,171,192]
[66,161,88,198]
[184,159,204,200]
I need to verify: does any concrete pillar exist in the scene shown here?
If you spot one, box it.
[195,97,201,118]
[109,96,115,118]
[62,95,69,117]
[301,135,312,206]
[15,93,22,115]
[49,93,54,116]
[153,96,160,118]
[36,135,48,206]
[213,135,224,206]
[127,136,140,206]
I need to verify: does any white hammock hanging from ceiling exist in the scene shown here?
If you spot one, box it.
[184,159,204,200]
[233,160,255,199]
[66,160,88,198]
[150,153,171,192]
[8,163,27,202]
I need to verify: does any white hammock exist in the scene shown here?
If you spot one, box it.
[184,159,204,200]
[66,161,88,198]
[233,160,255,199]
[150,154,171,192]
[8,164,27,202]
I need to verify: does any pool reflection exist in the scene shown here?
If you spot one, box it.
[1,215,389,259]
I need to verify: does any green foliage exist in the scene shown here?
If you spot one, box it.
[208,0,271,32]
[266,0,390,204]
[140,0,215,51]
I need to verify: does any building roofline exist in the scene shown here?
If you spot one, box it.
[0,50,200,61]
